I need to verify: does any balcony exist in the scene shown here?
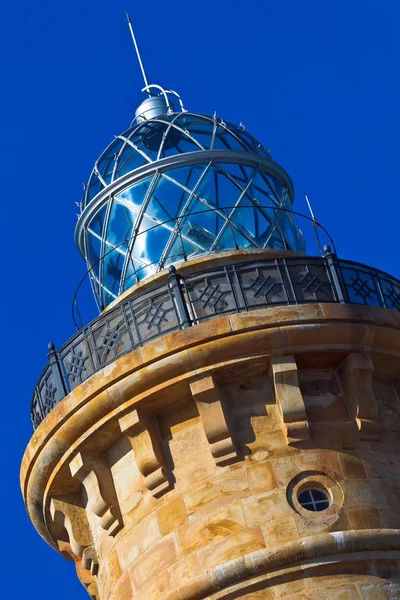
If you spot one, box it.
[31,250,400,430]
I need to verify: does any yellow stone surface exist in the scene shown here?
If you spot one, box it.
[157,495,187,535]
[20,254,400,599]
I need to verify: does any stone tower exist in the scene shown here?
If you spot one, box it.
[21,83,400,599]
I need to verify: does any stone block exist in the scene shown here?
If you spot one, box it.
[272,458,301,488]
[168,423,217,493]
[183,467,250,517]
[130,535,177,592]
[325,586,362,599]
[247,462,277,494]
[108,571,133,600]
[157,495,188,535]
[176,502,246,556]
[379,508,400,528]
[338,454,366,479]
[132,569,177,600]
[373,376,400,432]
[199,526,265,570]
[247,430,296,460]
[294,506,350,538]
[242,489,293,528]
[347,507,382,530]
[169,553,202,590]
[341,479,381,508]
[274,575,306,598]
[261,516,298,547]
[115,513,161,571]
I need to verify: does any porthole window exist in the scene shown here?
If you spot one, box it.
[298,488,330,512]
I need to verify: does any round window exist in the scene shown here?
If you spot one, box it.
[298,488,330,512]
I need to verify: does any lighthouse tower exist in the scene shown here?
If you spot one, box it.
[21,23,400,600]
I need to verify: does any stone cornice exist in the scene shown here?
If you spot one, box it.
[164,530,400,600]
[21,302,400,551]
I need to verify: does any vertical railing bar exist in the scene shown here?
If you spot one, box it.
[326,252,347,304]
[321,255,338,302]
[168,265,191,329]
[280,258,296,304]
[165,277,182,328]
[128,296,143,347]
[122,301,136,351]
[85,323,98,373]
[223,264,238,314]
[373,270,386,308]
[180,274,197,324]
[232,263,248,311]
[47,343,69,399]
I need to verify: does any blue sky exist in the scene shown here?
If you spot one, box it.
[1,1,400,598]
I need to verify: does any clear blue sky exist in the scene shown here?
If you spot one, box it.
[2,1,399,598]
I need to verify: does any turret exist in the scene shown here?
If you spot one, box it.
[22,15,400,600]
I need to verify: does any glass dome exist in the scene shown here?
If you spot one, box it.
[83,113,273,208]
[76,112,305,309]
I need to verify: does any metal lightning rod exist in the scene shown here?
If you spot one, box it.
[305,194,323,256]
[126,12,150,92]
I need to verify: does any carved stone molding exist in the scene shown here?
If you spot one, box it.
[119,407,169,496]
[82,546,99,576]
[69,451,123,535]
[50,496,94,558]
[189,374,238,465]
[340,353,380,441]
[270,356,310,446]
[57,540,99,598]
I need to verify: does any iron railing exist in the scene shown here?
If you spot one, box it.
[31,251,400,430]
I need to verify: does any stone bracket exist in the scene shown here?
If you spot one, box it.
[340,353,380,441]
[82,546,99,576]
[270,356,310,446]
[69,451,123,535]
[119,407,169,496]
[58,541,99,599]
[189,374,237,465]
[50,496,94,559]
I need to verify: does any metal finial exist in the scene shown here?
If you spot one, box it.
[169,265,177,274]
[48,342,56,352]
[126,12,150,92]
[324,245,332,255]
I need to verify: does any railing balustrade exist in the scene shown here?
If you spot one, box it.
[31,252,400,430]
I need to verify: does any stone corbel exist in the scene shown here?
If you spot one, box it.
[189,374,237,465]
[50,496,95,560]
[82,546,99,576]
[69,451,123,535]
[119,407,169,496]
[270,356,310,446]
[340,353,380,441]
[57,540,99,592]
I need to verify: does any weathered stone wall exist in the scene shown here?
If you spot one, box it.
[21,301,400,600]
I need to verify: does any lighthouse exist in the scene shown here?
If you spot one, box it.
[21,16,400,600]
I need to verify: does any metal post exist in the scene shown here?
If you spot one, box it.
[324,245,347,303]
[47,342,68,398]
[168,266,191,329]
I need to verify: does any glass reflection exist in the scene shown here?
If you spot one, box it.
[84,159,304,308]
[82,113,276,208]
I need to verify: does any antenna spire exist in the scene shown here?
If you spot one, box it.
[126,12,150,92]
[305,194,323,256]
